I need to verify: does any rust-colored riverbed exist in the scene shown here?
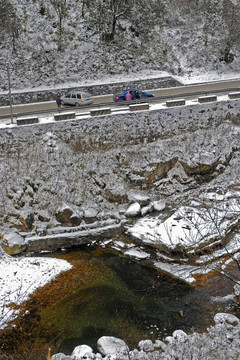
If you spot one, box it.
[0,245,237,360]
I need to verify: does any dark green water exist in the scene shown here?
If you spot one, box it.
[39,245,229,354]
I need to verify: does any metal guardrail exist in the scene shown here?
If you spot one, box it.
[0,86,240,121]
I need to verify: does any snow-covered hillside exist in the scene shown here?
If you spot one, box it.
[0,0,239,91]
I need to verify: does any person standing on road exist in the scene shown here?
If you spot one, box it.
[125,91,132,101]
[56,93,62,111]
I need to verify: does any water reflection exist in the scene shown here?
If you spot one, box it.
[38,245,228,354]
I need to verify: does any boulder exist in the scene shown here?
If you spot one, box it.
[51,354,72,360]
[234,283,240,298]
[56,205,82,226]
[127,193,150,206]
[104,184,128,204]
[56,206,73,226]
[214,313,239,327]
[172,329,188,341]
[125,202,141,217]
[153,340,167,351]
[84,207,98,224]
[18,212,35,231]
[138,339,154,352]
[38,212,51,223]
[164,336,174,344]
[71,345,94,360]
[141,203,153,216]
[131,352,149,360]
[70,214,82,226]
[97,336,129,357]
[1,230,27,255]
[94,354,103,359]
[152,200,166,212]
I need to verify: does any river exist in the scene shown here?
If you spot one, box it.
[32,244,234,355]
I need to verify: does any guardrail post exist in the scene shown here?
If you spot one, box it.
[228,92,240,99]
[16,117,39,125]
[54,112,76,121]
[198,95,217,103]
[90,108,111,116]
[129,103,149,111]
[166,99,185,107]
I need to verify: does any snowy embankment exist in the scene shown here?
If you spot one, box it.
[0,248,72,329]
[126,190,240,283]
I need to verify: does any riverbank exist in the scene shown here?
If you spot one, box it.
[0,244,238,360]
[50,312,240,360]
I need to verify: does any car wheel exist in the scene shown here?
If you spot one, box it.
[75,102,80,106]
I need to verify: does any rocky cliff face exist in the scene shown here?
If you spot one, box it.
[0,100,239,259]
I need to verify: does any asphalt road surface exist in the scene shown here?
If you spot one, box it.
[0,79,239,118]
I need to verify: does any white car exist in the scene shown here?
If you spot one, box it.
[61,91,93,106]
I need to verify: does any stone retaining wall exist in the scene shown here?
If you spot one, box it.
[0,76,182,106]
[1,99,238,148]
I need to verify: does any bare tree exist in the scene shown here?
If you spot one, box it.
[176,200,240,285]
[49,0,69,51]
[0,0,21,51]
[220,0,240,63]
[85,0,135,41]
[85,0,165,41]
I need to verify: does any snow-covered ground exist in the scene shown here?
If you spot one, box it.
[125,189,240,283]
[0,247,72,329]
[127,191,240,250]
[1,68,240,96]
[0,70,239,338]
[175,70,240,84]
